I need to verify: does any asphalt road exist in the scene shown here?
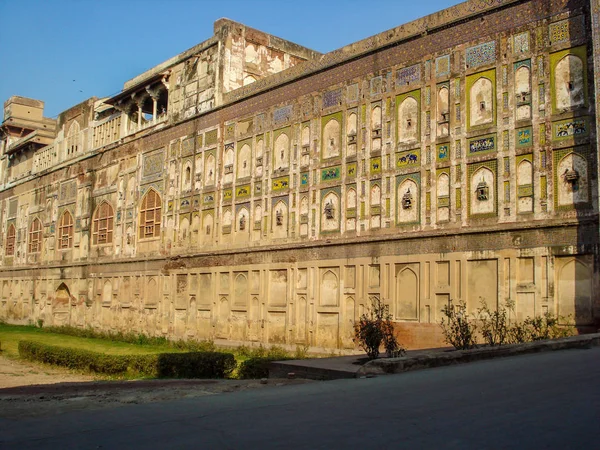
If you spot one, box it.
[1,347,599,449]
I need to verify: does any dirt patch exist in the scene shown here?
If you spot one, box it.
[0,356,313,419]
[0,355,94,389]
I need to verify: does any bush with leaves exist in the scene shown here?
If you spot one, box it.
[440,300,477,350]
[354,297,404,359]
[477,299,511,346]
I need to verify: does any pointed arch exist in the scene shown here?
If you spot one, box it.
[517,159,533,186]
[28,217,42,253]
[139,189,162,239]
[469,77,494,126]
[437,173,450,197]
[58,210,74,249]
[92,201,114,245]
[398,96,419,142]
[67,120,81,155]
[555,54,585,110]
[5,223,15,256]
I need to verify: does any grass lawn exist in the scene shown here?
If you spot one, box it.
[0,324,180,359]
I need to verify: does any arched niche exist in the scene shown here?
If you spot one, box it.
[437,173,450,197]
[346,188,357,209]
[555,55,585,110]
[323,118,341,159]
[205,153,216,185]
[437,87,449,121]
[237,207,249,232]
[471,167,495,215]
[557,153,589,206]
[557,257,593,324]
[320,269,339,306]
[398,96,419,143]
[371,106,382,130]
[469,77,494,127]
[274,133,290,170]
[396,267,418,320]
[371,184,381,205]
[321,192,340,231]
[346,113,357,136]
[237,144,251,179]
[398,179,419,223]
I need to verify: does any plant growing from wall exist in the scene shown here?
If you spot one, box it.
[353,297,404,359]
[440,300,477,350]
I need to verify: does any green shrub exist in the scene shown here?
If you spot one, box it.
[18,340,236,378]
[238,357,287,379]
[354,297,403,359]
[440,300,477,350]
[477,300,510,346]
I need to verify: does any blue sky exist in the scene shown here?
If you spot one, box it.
[0,0,460,118]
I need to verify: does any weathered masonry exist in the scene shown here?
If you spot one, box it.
[1,0,599,350]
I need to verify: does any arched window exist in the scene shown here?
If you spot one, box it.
[67,121,81,155]
[5,224,15,256]
[29,218,42,253]
[139,189,161,239]
[92,201,114,245]
[58,211,74,249]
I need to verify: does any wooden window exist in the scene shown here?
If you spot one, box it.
[92,202,114,245]
[58,211,74,249]
[28,218,42,254]
[5,224,15,256]
[139,189,161,239]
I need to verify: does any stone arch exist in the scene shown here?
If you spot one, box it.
[205,153,216,185]
[371,106,382,130]
[396,267,418,320]
[54,282,71,310]
[346,113,357,136]
[517,159,533,186]
[234,273,248,306]
[557,258,593,325]
[203,213,214,238]
[437,87,449,121]
[146,277,159,306]
[243,74,256,86]
[557,153,589,206]
[398,96,419,143]
[515,66,531,94]
[555,55,585,110]
[222,209,232,227]
[237,144,251,179]
[237,207,249,232]
[66,120,81,155]
[471,166,495,215]
[323,118,341,159]
[470,77,494,126]
[179,217,190,244]
[398,179,419,223]
[274,133,290,170]
[299,197,309,215]
[321,191,340,231]
[320,269,339,306]
[181,160,193,191]
[272,200,288,237]
[301,126,310,146]
[346,188,357,209]
[437,173,450,197]
[370,183,381,205]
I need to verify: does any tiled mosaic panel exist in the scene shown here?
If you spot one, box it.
[60,180,77,202]
[205,129,218,146]
[468,134,496,155]
[370,77,382,95]
[396,64,421,86]
[436,55,451,78]
[323,88,342,108]
[347,84,359,103]
[273,105,293,124]
[143,150,164,178]
[466,41,496,68]
[514,32,530,53]
[549,16,585,45]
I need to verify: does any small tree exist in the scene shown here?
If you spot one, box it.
[354,297,404,359]
[477,299,510,346]
[440,300,477,350]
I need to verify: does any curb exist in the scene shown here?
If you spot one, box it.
[359,333,600,376]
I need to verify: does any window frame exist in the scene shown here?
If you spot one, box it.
[58,210,74,250]
[5,223,15,256]
[139,189,162,240]
[92,201,114,246]
[28,218,42,254]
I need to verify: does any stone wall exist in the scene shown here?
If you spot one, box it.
[0,0,598,350]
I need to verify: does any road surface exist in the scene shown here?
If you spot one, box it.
[1,347,599,449]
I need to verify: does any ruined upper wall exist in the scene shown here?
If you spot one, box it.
[222,0,529,104]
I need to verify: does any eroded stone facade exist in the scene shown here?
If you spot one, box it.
[0,2,598,350]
